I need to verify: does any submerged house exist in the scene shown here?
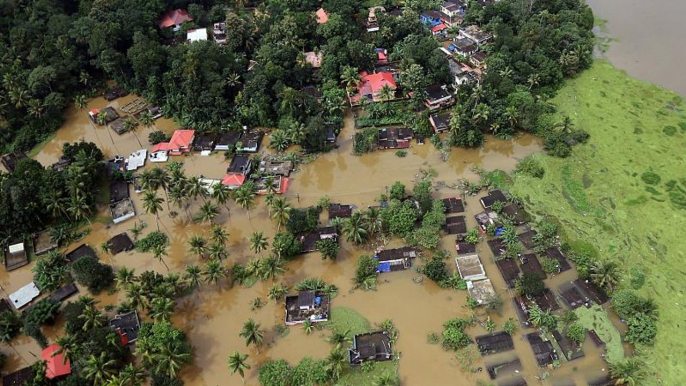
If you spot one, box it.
[480,190,507,209]
[88,107,119,125]
[1,152,27,173]
[110,199,136,224]
[348,331,393,365]
[424,84,454,110]
[467,278,496,305]
[222,154,252,189]
[32,231,58,256]
[152,129,195,156]
[285,291,330,325]
[42,344,72,380]
[258,159,294,177]
[4,241,29,271]
[9,281,40,310]
[110,311,141,345]
[192,132,217,152]
[455,254,487,281]
[109,180,129,203]
[215,131,242,151]
[374,247,417,272]
[430,111,451,134]
[300,226,338,253]
[238,129,263,153]
[377,127,413,149]
[107,233,134,255]
[329,203,354,219]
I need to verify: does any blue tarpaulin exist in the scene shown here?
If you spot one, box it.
[377,262,391,273]
[495,227,505,236]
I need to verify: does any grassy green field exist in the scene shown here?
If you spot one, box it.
[510,61,686,385]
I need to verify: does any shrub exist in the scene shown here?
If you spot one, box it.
[640,171,661,185]
[258,359,292,386]
[626,313,657,345]
[395,150,407,157]
[71,257,114,294]
[567,323,586,344]
[465,228,479,244]
[427,332,440,344]
[420,256,449,283]
[0,311,23,341]
[515,273,545,297]
[315,238,340,260]
[389,181,406,201]
[135,231,169,253]
[515,156,545,178]
[502,318,518,335]
[272,232,302,260]
[442,319,471,350]
[353,255,378,290]
[286,207,320,234]
[611,290,658,321]
[24,299,61,326]
[148,131,168,145]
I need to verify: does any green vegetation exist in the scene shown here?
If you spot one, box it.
[71,257,114,294]
[510,62,685,384]
[575,306,623,363]
[441,317,472,350]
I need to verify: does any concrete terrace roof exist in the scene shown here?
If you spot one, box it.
[187,28,208,42]
[9,282,40,309]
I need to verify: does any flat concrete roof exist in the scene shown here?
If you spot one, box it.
[455,254,486,281]
[9,282,40,309]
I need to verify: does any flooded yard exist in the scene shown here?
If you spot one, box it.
[1,95,621,385]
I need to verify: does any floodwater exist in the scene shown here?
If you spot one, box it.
[588,0,686,96]
[1,94,619,385]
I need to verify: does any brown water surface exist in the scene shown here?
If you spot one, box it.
[1,97,619,385]
[588,0,686,96]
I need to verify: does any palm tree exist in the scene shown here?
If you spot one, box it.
[149,297,175,322]
[342,212,368,244]
[79,304,105,331]
[54,334,80,364]
[270,197,291,231]
[196,202,220,224]
[265,193,276,216]
[340,65,361,107]
[210,225,229,246]
[267,283,288,303]
[74,95,88,110]
[211,183,232,213]
[269,130,291,153]
[184,264,202,290]
[239,318,265,353]
[303,320,314,334]
[233,182,256,219]
[328,329,352,348]
[115,267,137,291]
[609,358,646,386]
[188,235,208,260]
[527,73,540,90]
[169,183,190,220]
[374,371,400,386]
[68,193,91,224]
[186,176,207,203]
[151,167,171,205]
[208,242,228,261]
[378,84,395,103]
[528,305,557,331]
[259,255,285,282]
[138,111,154,131]
[142,191,164,231]
[326,348,347,383]
[82,352,117,385]
[227,351,251,384]
[119,363,147,386]
[364,207,382,237]
[123,119,142,147]
[126,283,147,310]
[590,260,620,291]
[153,342,192,378]
[249,231,268,254]
[152,244,170,271]
[204,259,227,286]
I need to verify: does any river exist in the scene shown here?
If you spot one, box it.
[0,94,621,386]
[587,0,686,96]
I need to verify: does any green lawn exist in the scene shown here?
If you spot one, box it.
[510,61,686,385]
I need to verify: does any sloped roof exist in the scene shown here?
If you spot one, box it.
[304,51,323,68]
[221,174,245,187]
[316,8,329,24]
[357,72,397,99]
[159,9,193,28]
[42,344,71,379]
[152,142,170,152]
[432,23,448,33]
[169,130,195,149]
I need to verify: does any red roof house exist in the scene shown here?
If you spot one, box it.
[155,130,195,155]
[352,72,397,103]
[316,8,329,24]
[159,9,193,29]
[376,50,388,65]
[42,344,71,379]
[221,174,246,189]
[431,23,448,35]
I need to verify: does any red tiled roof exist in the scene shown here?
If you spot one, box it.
[376,51,388,65]
[316,8,329,24]
[159,9,193,28]
[168,130,195,150]
[152,142,170,153]
[222,174,245,187]
[354,72,397,101]
[42,344,71,379]
[431,23,448,33]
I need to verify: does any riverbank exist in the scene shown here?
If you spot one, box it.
[510,60,686,385]
[587,0,686,96]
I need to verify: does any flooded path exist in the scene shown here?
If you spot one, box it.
[2,95,614,385]
[588,0,686,96]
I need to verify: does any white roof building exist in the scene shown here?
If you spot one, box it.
[9,282,40,309]
[187,28,208,42]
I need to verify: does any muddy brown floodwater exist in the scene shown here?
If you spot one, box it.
[1,95,616,385]
[588,0,686,96]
